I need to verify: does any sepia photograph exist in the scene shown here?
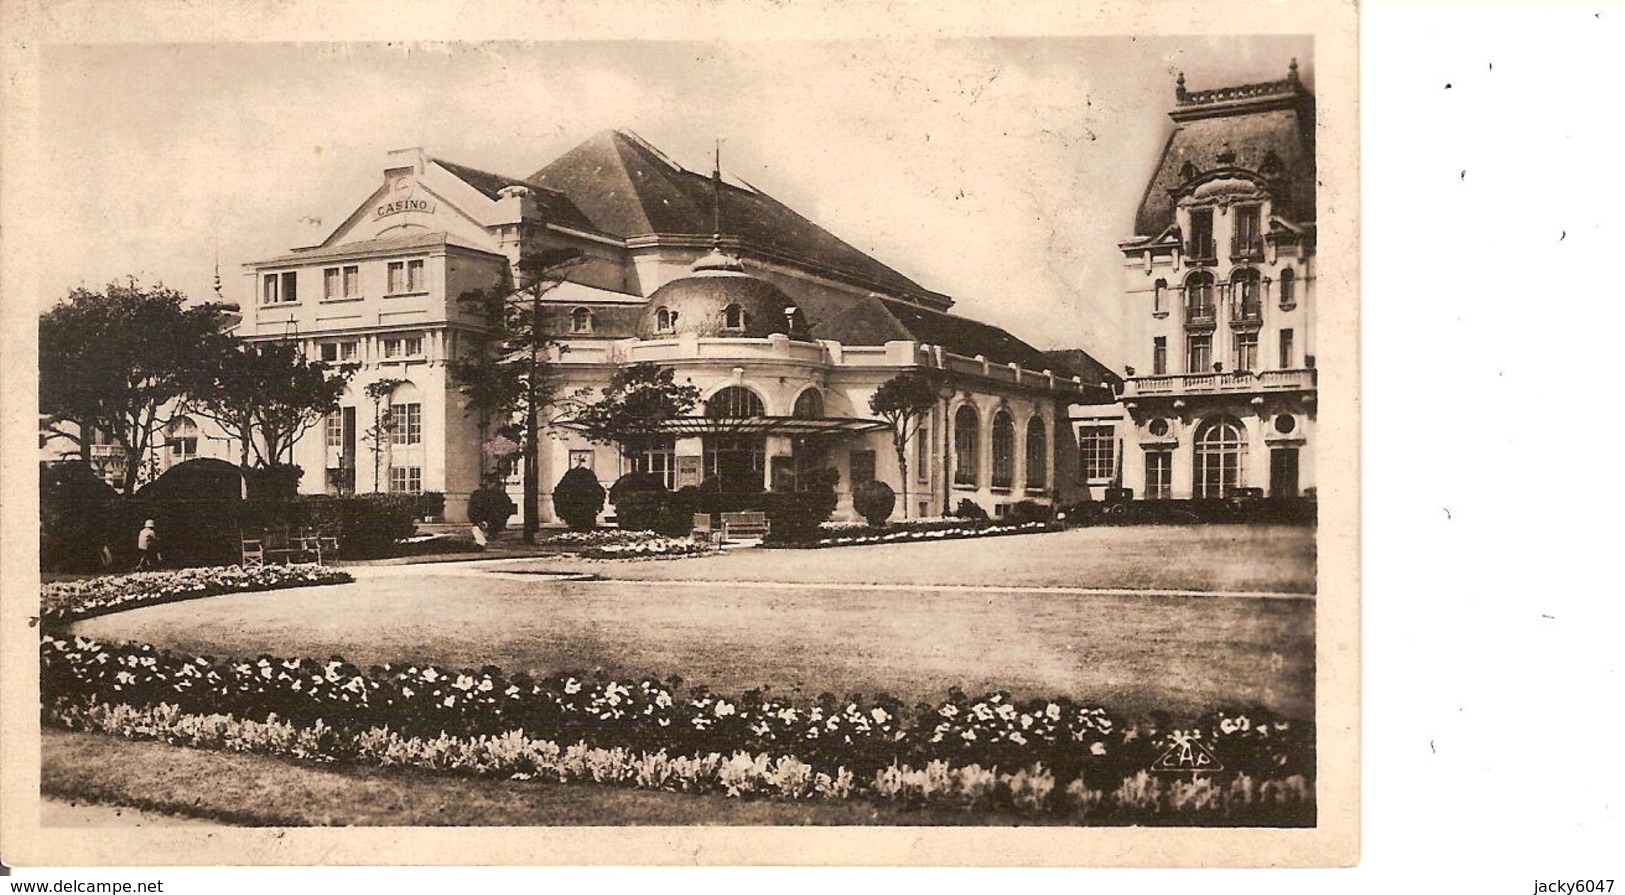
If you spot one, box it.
[1,0,1360,871]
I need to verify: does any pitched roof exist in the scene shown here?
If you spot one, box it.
[254,231,505,267]
[431,157,602,234]
[1133,76,1315,237]
[1043,348,1122,389]
[808,293,1055,372]
[526,130,945,305]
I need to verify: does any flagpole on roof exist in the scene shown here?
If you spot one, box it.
[712,138,723,249]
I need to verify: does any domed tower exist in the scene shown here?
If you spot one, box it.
[635,246,800,340]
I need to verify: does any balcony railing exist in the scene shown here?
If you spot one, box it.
[1185,239,1217,263]
[1231,239,1265,261]
[1185,304,1216,328]
[1122,367,1316,397]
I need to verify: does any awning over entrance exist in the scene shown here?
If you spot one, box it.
[554,416,890,438]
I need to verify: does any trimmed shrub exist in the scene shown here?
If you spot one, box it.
[695,475,765,516]
[1009,500,1052,526]
[553,466,606,530]
[242,465,303,501]
[608,473,669,532]
[467,486,517,534]
[852,480,896,528]
[951,497,990,523]
[761,468,839,543]
[657,487,701,537]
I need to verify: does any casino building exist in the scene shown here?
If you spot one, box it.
[1080,61,1318,502]
[237,130,1110,523]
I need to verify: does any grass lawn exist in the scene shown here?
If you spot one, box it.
[71,526,1313,718]
[511,524,1317,594]
[40,729,1087,827]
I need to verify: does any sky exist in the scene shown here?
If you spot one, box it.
[36,36,1311,370]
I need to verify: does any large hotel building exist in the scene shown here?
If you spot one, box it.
[59,63,1314,523]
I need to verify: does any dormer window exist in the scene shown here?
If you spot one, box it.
[723,303,746,330]
[655,307,675,333]
[570,307,594,334]
[1232,205,1263,260]
[1187,208,1215,261]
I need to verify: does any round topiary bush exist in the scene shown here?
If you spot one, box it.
[467,483,517,534]
[553,466,606,531]
[852,480,896,528]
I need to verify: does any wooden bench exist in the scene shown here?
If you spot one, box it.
[241,526,338,566]
[691,513,716,542]
[720,511,770,541]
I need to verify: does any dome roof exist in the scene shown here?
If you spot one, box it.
[637,252,798,339]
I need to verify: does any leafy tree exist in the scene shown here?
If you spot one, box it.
[184,339,355,472]
[39,281,234,492]
[567,362,701,458]
[446,247,583,543]
[868,371,940,520]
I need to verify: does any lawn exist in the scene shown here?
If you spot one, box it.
[514,524,1317,594]
[70,526,1314,718]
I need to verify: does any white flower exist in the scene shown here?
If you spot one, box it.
[1090,741,1108,756]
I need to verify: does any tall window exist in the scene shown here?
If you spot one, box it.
[324,265,360,300]
[1279,268,1296,307]
[166,416,198,465]
[1280,328,1295,368]
[655,307,676,333]
[570,307,594,334]
[325,411,344,448]
[388,466,423,494]
[1185,272,1215,318]
[1232,205,1262,258]
[389,403,422,445]
[1079,426,1115,481]
[953,404,980,487]
[1153,336,1168,376]
[1187,208,1215,260]
[387,259,425,294]
[706,386,764,419]
[1186,333,1212,373]
[723,303,746,330]
[1232,268,1261,319]
[1234,331,1258,372]
[916,422,930,484]
[991,411,1015,490]
[262,271,297,304]
[1194,416,1248,498]
[792,390,823,419]
[1025,416,1048,490]
[1153,279,1167,316]
[1145,451,1173,500]
[627,439,677,489]
[849,450,876,485]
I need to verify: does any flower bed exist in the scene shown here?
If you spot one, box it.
[540,530,715,560]
[40,634,1313,820]
[778,520,1058,549]
[46,699,1311,822]
[40,565,355,624]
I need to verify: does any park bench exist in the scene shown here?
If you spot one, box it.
[241,526,338,567]
[691,513,716,543]
[720,511,770,541]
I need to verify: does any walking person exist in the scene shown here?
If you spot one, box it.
[135,519,160,571]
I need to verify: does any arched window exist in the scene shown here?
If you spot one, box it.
[723,303,746,330]
[1194,416,1248,498]
[166,416,199,465]
[570,307,594,334]
[1025,416,1048,490]
[1185,272,1215,318]
[1279,268,1296,307]
[655,307,675,333]
[706,386,765,419]
[1153,279,1168,316]
[953,404,980,487]
[991,410,1016,490]
[792,389,824,419]
[1232,268,1261,318]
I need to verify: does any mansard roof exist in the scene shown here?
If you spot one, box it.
[526,129,947,306]
[1133,65,1315,238]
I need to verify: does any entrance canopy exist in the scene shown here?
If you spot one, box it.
[554,415,889,438]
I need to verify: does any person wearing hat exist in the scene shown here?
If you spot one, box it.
[135,519,160,571]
